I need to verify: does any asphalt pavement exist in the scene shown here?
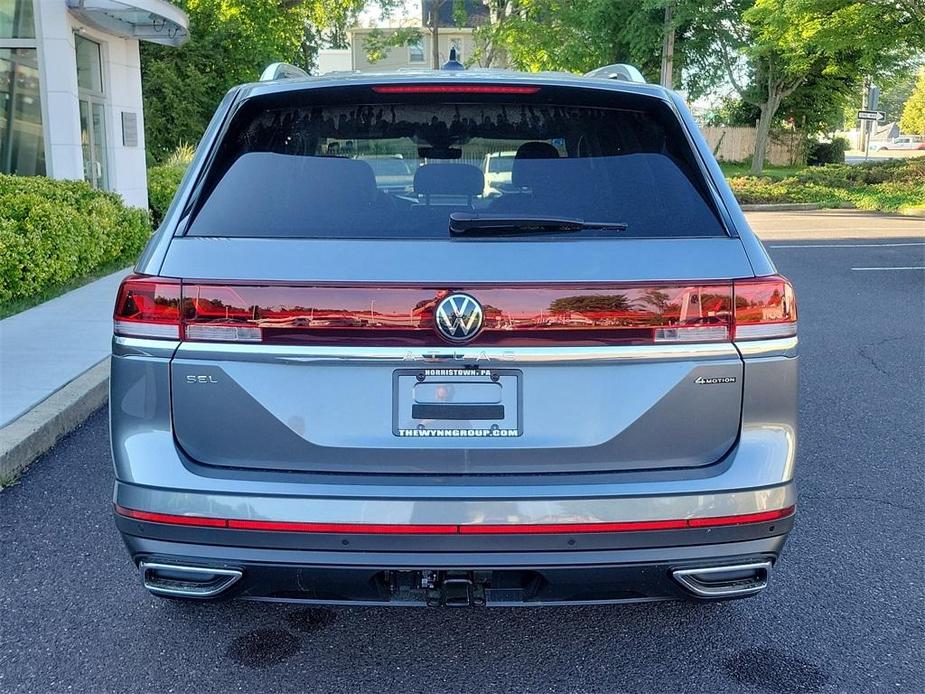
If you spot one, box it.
[1,223,923,693]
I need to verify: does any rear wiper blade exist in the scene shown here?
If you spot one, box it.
[449,213,628,236]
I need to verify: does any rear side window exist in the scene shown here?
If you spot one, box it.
[187,85,727,239]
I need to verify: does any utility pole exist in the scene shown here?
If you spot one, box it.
[858,76,870,152]
[660,1,675,89]
[430,1,442,69]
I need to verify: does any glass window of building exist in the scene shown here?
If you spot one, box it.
[75,35,109,189]
[1,0,44,176]
[1,0,36,39]
[75,35,104,94]
[409,38,425,63]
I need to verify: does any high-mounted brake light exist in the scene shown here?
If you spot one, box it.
[371,84,541,94]
[113,275,181,339]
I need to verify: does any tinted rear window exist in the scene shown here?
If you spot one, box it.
[188,85,727,239]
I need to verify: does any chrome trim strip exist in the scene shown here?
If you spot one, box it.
[672,561,772,598]
[171,342,741,364]
[734,335,798,359]
[113,336,180,359]
[139,562,242,598]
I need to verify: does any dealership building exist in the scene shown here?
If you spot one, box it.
[1,0,188,208]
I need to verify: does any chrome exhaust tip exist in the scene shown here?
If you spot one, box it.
[139,561,242,598]
[672,560,772,598]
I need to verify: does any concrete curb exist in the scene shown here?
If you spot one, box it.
[0,358,109,486]
[741,203,823,212]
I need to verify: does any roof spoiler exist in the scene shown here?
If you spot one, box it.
[259,62,310,81]
[584,64,646,84]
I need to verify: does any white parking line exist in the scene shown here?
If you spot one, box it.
[770,242,925,248]
[850,266,925,271]
[758,228,925,233]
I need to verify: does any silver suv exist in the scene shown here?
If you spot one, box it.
[111,69,797,606]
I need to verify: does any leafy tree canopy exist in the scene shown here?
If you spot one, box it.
[900,68,925,136]
[142,0,388,161]
[477,0,725,97]
[710,0,923,171]
[878,68,921,124]
[479,0,923,172]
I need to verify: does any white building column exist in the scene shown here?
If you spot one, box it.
[34,0,83,181]
[29,0,187,209]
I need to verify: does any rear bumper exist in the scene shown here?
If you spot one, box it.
[111,335,798,605]
[119,517,792,606]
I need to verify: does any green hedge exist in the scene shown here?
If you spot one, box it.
[147,163,187,226]
[729,158,925,212]
[806,137,849,166]
[0,175,151,305]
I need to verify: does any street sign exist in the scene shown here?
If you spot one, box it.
[857,110,885,121]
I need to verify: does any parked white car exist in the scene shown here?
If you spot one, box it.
[870,136,925,151]
[482,151,518,197]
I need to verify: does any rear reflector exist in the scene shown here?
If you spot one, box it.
[115,504,794,534]
[113,275,795,345]
[371,85,541,94]
[116,506,227,528]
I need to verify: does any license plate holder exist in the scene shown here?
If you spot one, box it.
[393,368,522,438]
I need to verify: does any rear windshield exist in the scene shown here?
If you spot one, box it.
[187,86,727,239]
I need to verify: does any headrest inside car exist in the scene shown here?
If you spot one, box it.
[413,163,484,197]
[512,142,561,188]
[193,153,379,235]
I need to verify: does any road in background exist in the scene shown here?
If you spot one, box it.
[845,149,925,164]
[746,209,924,242]
[1,216,923,693]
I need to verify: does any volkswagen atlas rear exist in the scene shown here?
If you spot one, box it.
[111,70,797,606]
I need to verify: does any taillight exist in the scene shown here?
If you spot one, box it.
[112,276,795,344]
[732,275,797,340]
[113,275,181,339]
[177,282,735,346]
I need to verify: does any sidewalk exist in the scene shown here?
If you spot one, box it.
[0,268,129,428]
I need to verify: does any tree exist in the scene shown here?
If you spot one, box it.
[707,0,924,174]
[900,69,925,136]
[363,1,469,68]
[362,26,423,64]
[704,97,761,127]
[141,0,385,161]
[476,0,726,97]
[777,71,856,136]
[471,0,514,67]
[479,0,922,173]
[878,69,920,124]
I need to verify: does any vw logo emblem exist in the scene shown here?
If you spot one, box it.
[435,293,484,343]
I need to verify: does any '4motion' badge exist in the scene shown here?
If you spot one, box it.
[435,293,484,343]
[695,376,737,385]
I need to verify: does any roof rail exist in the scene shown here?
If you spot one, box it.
[584,64,646,84]
[259,62,310,82]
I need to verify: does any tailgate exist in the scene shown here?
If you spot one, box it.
[164,237,749,475]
